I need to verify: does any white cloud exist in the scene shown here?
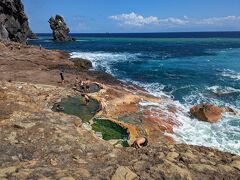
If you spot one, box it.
[109,12,240,28]
[194,16,240,25]
[159,17,189,25]
[109,12,159,26]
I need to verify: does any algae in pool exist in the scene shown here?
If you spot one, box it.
[52,96,99,122]
[92,119,129,143]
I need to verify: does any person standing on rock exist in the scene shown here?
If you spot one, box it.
[74,76,79,88]
[131,137,148,149]
[82,94,90,106]
[60,71,65,85]
[85,78,91,93]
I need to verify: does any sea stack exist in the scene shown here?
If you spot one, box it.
[48,15,75,42]
[0,0,37,43]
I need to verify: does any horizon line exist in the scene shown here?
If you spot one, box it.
[35,30,240,34]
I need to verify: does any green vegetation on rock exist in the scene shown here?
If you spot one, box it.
[92,119,129,141]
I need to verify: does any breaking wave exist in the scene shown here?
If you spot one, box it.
[220,69,240,81]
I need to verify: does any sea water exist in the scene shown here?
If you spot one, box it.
[29,32,240,154]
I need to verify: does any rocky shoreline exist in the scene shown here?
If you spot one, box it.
[0,41,240,179]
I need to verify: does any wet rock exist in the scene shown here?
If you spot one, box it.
[112,166,137,180]
[0,0,36,43]
[71,58,93,70]
[190,103,223,123]
[222,107,239,115]
[48,15,75,42]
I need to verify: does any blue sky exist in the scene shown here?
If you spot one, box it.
[23,0,240,33]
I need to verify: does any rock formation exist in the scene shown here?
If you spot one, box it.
[0,0,36,43]
[48,15,75,41]
[190,104,223,123]
[71,58,93,70]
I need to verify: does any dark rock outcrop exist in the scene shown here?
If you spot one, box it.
[190,104,223,123]
[71,58,93,70]
[0,0,36,43]
[49,15,75,42]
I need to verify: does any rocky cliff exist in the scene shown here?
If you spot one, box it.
[49,15,75,42]
[0,0,36,43]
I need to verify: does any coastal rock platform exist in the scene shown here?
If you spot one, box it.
[0,81,240,179]
[0,41,239,179]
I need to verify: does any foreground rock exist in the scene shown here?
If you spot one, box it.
[0,0,36,43]
[49,15,75,42]
[190,104,223,123]
[0,81,239,179]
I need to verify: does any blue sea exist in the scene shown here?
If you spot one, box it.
[29,32,240,154]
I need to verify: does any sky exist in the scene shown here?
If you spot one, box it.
[23,0,240,33]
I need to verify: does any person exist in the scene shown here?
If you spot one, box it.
[85,78,90,93]
[82,94,90,106]
[74,76,79,88]
[80,80,85,92]
[60,71,64,84]
[131,137,148,149]
[56,104,64,112]
[40,44,42,50]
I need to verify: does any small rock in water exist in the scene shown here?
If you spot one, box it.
[190,103,222,123]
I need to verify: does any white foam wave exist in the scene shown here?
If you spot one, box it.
[140,84,240,154]
[131,81,170,98]
[71,51,139,74]
[220,69,240,81]
[172,113,240,155]
[207,85,240,95]
[76,40,89,42]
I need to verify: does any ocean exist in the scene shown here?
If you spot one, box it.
[29,32,240,154]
